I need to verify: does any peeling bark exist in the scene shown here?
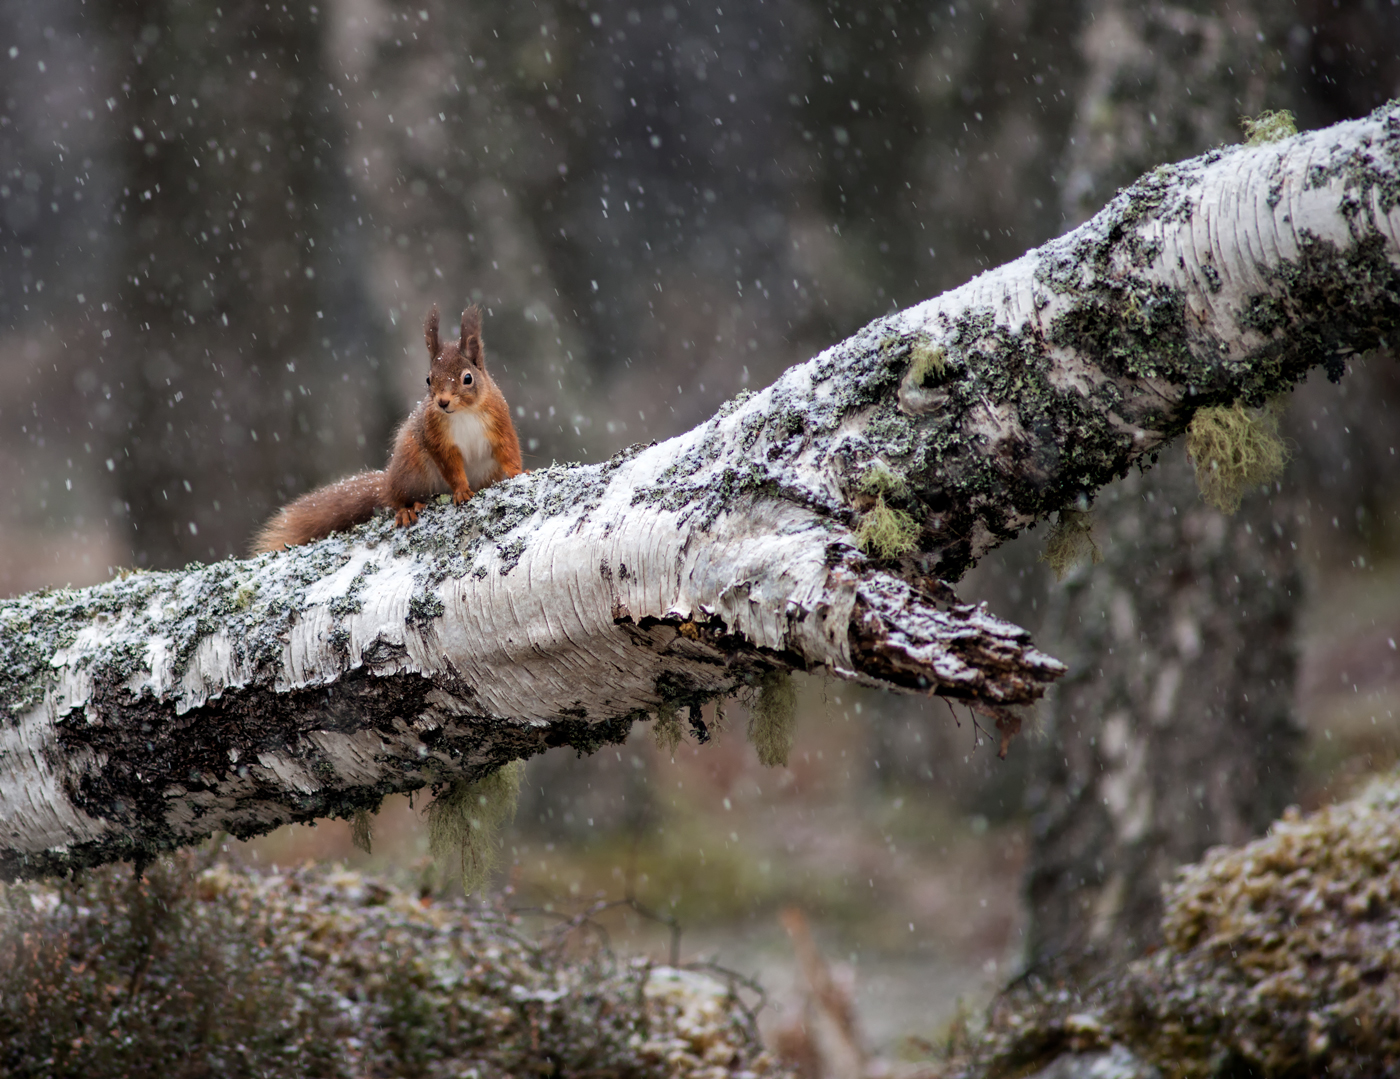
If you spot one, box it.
[4,106,1400,880]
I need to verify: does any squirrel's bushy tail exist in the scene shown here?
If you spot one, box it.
[250,470,386,553]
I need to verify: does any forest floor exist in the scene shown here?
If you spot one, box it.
[234,725,1027,1056]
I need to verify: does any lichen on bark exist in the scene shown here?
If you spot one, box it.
[4,104,1400,880]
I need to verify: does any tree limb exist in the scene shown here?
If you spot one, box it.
[5,105,1400,880]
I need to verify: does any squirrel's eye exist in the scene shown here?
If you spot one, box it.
[463,371,474,386]
[425,376,431,386]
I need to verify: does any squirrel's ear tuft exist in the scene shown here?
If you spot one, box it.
[424,306,441,358]
[460,304,484,368]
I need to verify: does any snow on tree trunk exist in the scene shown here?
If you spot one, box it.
[5,106,1400,880]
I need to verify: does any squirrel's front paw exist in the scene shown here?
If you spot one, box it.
[395,502,425,527]
[452,487,474,505]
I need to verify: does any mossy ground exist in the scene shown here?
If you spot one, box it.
[0,853,785,1079]
[937,773,1400,1079]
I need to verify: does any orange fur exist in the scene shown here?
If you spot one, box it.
[251,471,384,552]
[384,304,521,523]
[249,304,523,553]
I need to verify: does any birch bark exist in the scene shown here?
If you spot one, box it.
[4,105,1400,880]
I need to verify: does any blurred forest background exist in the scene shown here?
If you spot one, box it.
[2,0,1400,1054]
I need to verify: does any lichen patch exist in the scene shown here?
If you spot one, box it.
[1241,108,1298,145]
[1185,398,1288,513]
[426,759,525,893]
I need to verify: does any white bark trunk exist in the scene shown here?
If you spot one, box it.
[4,105,1399,880]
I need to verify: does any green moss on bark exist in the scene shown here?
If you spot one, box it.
[748,670,797,767]
[908,341,949,385]
[1186,399,1289,513]
[1241,109,1297,145]
[427,760,525,893]
[856,495,921,559]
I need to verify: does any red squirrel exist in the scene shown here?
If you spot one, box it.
[251,304,523,553]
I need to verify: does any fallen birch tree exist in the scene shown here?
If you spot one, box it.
[4,105,1400,881]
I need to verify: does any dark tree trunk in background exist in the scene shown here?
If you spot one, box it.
[1284,5,1400,597]
[791,0,1083,314]
[0,0,123,583]
[98,1,390,568]
[1024,453,1301,970]
[0,0,115,333]
[1021,0,1305,976]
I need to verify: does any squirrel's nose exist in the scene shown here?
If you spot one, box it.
[436,397,451,410]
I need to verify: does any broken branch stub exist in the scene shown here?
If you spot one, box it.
[6,104,1400,879]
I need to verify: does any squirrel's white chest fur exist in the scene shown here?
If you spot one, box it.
[446,408,499,489]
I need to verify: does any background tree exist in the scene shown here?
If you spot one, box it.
[96,0,391,567]
[1016,0,1400,977]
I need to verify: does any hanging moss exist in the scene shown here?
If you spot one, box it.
[856,494,921,559]
[652,701,684,755]
[1039,506,1102,580]
[350,809,374,855]
[748,670,796,767]
[427,761,525,893]
[1186,399,1289,513]
[710,697,729,737]
[1241,109,1297,145]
